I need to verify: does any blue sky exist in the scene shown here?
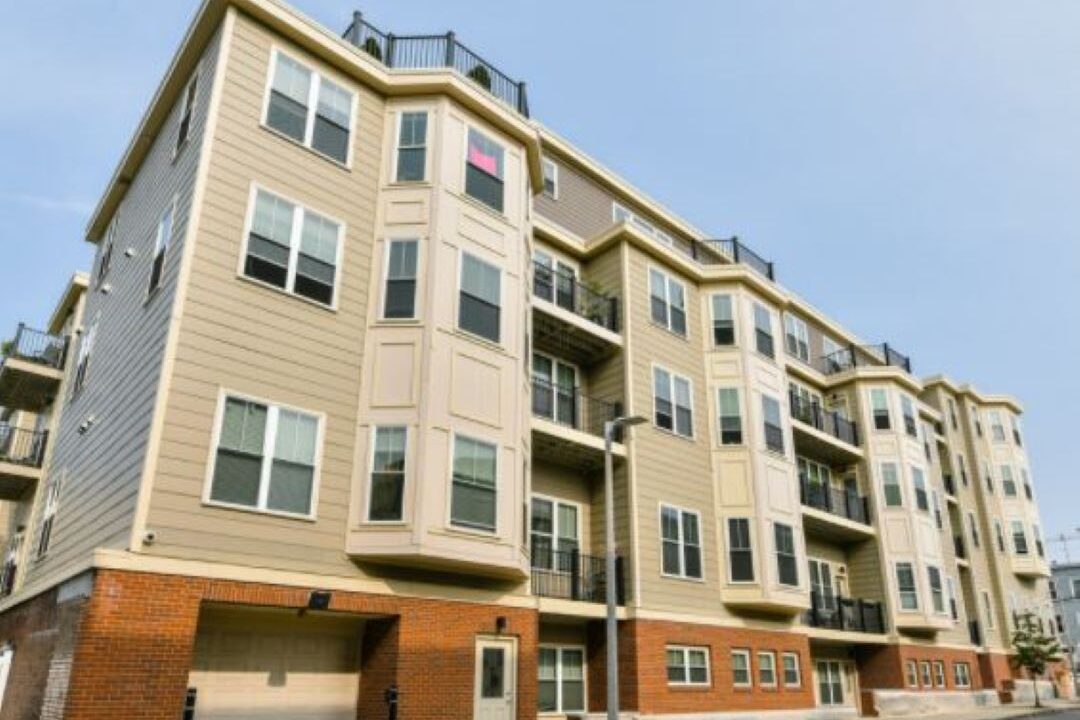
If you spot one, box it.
[2,2,1079,559]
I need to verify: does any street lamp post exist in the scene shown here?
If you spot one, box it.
[604,415,645,720]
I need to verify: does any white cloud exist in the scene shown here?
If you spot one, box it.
[0,192,93,215]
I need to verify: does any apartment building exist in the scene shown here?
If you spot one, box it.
[0,1,1065,718]
[1052,563,1080,683]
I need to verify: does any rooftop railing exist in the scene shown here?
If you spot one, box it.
[531,376,621,439]
[532,261,619,332]
[799,475,871,526]
[343,11,529,117]
[689,236,776,281]
[804,592,886,634]
[530,549,625,604]
[788,390,859,447]
[1,324,68,370]
[0,426,48,468]
[814,342,912,376]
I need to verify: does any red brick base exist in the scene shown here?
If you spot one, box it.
[856,643,983,692]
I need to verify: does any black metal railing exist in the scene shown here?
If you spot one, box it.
[532,261,619,332]
[799,475,871,525]
[788,390,859,447]
[804,592,886,634]
[814,342,912,376]
[689,237,775,281]
[0,426,48,468]
[969,620,982,646]
[531,549,624,604]
[343,12,529,116]
[2,324,68,370]
[954,535,967,559]
[531,376,621,439]
[943,474,957,496]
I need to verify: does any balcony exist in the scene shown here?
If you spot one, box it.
[788,391,861,464]
[343,12,529,116]
[531,262,621,367]
[688,237,775,281]
[814,342,913,377]
[0,426,48,499]
[799,476,874,542]
[804,592,887,635]
[0,325,68,412]
[531,549,625,606]
[530,376,624,471]
[943,474,957,497]
[969,620,982,646]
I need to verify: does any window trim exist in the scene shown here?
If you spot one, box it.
[757,651,777,688]
[71,314,99,398]
[260,47,358,168]
[648,265,688,338]
[954,662,972,688]
[710,293,736,347]
[726,517,755,584]
[392,108,429,184]
[541,157,559,199]
[905,660,919,688]
[237,182,346,311]
[781,652,801,688]
[538,644,586,714]
[652,364,695,439]
[919,661,932,688]
[731,649,752,688]
[380,237,421,321]
[659,503,704,581]
[880,461,903,508]
[530,493,582,573]
[447,432,500,535]
[774,522,799,588]
[927,565,946,615]
[34,470,65,560]
[202,388,325,522]
[456,249,502,345]
[869,388,891,431]
[895,561,919,612]
[752,302,775,359]
[783,313,810,363]
[463,124,507,215]
[366,425,409,524]
[910,464,929,512]
[716,387,744,446]
[666,645,711,687]
[145,195,179,300]
[761,393,785,456]
[932,660,946,688]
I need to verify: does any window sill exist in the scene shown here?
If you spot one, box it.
[259,122,352,170]
[202,499,317,523]
[385,179,433,189]
[455,190,513,228]
[668,683,711,691]
[452,326,505,354]
[652,425,696,443]
[648,320,690,342]
[660,572,706,584]
[235,273,339,313]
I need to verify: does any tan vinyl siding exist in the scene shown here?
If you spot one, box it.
[21,27,225,589]
[142,13,382,576]
[533,155,616,240]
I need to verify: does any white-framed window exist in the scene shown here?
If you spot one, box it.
[809,558,837,611]
[1022,468,1033,500]
[817,661,846,706]
[954,662,972,688]
[870,388,891,430]
[465,127,505,213]
[368,426,407,522]
[711,294,735,346]
[762,394,784,454]
[147,199,176,296]
[530,495,579,572]
[753,303,775,358]
[911,465,929,512]
[727,518,754,582]
[175,70,199,155]
[988,410,1006,442]
[71,317,97,396]
[774,523,798,587]
[731,649,752,688]
[532,248,578,311]
[900,395,918,438]
[896,562,918,610]
[928,566,945,614]
[458,252,501,343]
[533,353,579,428]
[1011,415,1023,446]
[395,110,428,182]
[242,186,343,307]
[450,434,497,532]
[1001,465,1017,497]
[782,652,801,687]
[994,520,1006,552]
[931,490,943,529]
[667,646,710,686]
[758,651,777,687]
[539,645,585,713]
[905,661,919,688]
[971,406,983,437]
[985,463,995,493]
[947,576,959,620]
[382,239,419,319]
[541,157,558,198]
[932,661,946,688]
[264,50,354,165]
[35,471,64,559]
[653,366,693,438]
[968,512,981,549]
[613,202,673,246]
[660,504,702,579]
[783,313,810,362]
[206,393,322,518]
[716,388,742,445]
[649,267,687,336]
[96,214,118,287]
[0,646,12,709]
[1011,520,1029,555]
[982,591,995,629]
[920,661,932,688]
[881,462,903,507]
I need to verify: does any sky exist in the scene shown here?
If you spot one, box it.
[2,2,1079,559]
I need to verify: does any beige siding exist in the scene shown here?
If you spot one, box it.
[143,14,382,576]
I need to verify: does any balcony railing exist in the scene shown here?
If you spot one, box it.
[532,261,619,332]
[0,426,48,468]
[342,12,529,116]
[689,237,776,281]
[2,324,67,370]
[788,390,859,447]
[954,535,968,560]
[531,549,625,604]
[531,376,621,439]
[814,342,913,376]
[804,592,886,634]
[799,475,871,526]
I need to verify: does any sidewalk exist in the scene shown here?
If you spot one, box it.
[945,699,1080,720]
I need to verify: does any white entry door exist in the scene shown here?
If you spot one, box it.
[475,637,516,720]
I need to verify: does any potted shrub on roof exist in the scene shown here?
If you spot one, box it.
[362,36,382,62]
[467,65,492,90]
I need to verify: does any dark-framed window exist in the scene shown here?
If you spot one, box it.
[727,518,754,582]
[458,252,501,342]
[660,505,702,579]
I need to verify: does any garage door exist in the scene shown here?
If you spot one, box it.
[188,606,364,720]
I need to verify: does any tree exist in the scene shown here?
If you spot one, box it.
[1011,610,1063,708]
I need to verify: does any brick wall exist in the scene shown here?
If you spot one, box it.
[48,569,538,720]
[0,587,60,720]
[857,644,983,691]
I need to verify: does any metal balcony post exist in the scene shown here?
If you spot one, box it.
[349,11,363,44]
[517,81,527,115]
[13,323,25,356]
[615,556,626,605]
[385,33,395,67]
[444,31,456,67]
[570,550,581,601]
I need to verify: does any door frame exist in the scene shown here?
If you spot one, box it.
[474,635,517,720]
